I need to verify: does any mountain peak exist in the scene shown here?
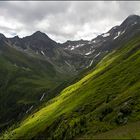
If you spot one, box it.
[127,14,140,19]
[32,31,48,37]
[0,33,6,39]
[12,35,20,39]
[125,14,140,22]
[121,14,140,27]
[29,31,56,43]
[34,31,44,34]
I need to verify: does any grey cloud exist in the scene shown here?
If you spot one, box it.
[0,1,140,42]
[0,2,70,24]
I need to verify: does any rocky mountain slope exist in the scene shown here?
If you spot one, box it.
[62,15,140,59]
[1,15,140,73]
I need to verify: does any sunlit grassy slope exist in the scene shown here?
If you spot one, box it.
[1,34,140,139]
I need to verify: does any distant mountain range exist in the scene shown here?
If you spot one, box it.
[1,15,140,74]
[0,14,140,139]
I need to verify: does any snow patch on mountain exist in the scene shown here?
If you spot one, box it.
[94,52,101,58]
[114,31,121,40]
[66,44,85,50]
[89,60,93,66]
[92,40,96,43]
[102,33,110,37]
[132,21,137,26]
[26,105,33,114]
[86,60,93,68]
[121,30,125,35]
[40,93,45,101]
[65,61,71,67]
[41,51,45,56]
[85,51,92,56]
[85,50,95,56]
[70,46,75,50]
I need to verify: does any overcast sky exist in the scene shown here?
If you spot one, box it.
[0,1,140,42]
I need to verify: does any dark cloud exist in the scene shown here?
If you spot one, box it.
[0,1,139,42]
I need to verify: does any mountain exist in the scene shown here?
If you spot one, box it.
[61,39,89,51]
[10,31,58,57]
[3,15,140,74]
[58,15,140,74]
[61,14,140,59]
[0,14,140,139]
[7,31,88,74]
[1,26,140,139]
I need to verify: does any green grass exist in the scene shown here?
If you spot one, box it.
[1,35,140,139]
[92,121,140,139]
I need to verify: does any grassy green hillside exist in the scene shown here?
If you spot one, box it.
[92,121,140,139]
[0,40,72,131]
[1,34,140,139]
